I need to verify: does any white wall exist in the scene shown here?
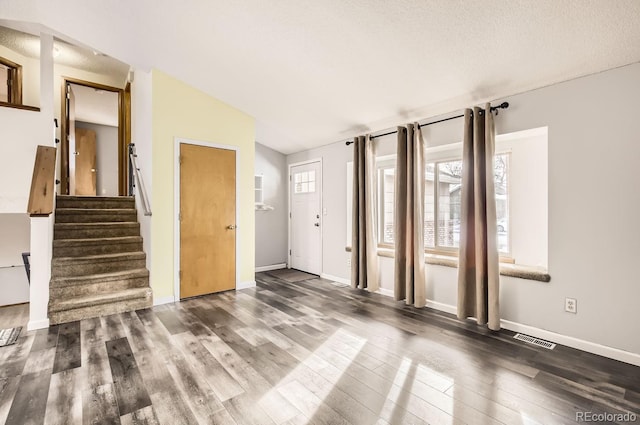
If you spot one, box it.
[75,121,119,196]
[27,32,55,330]
[287,62,640,358]
[0,214,30,306]
[255,142,288,268]
[130,69,153,278]
[0,107,50,213]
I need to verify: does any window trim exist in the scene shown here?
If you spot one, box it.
[0,56,23,105]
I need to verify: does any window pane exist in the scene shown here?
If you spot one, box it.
[495,154,509,253]
[294,173,302,183]
[424,164,436,247]
[437,161,463,248]
[382,168,395,243]
[308,170,315,183]
[308,181,315,193]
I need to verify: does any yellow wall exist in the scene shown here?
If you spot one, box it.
[151,70,255,299]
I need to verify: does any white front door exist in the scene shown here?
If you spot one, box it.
[290,161,321,275]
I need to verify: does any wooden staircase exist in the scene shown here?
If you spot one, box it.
[48,196,152,324]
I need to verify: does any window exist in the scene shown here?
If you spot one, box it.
[0,56,22,105]
[378,166,395,245]
[378,154,511,255]
[347,127,548,268]
[294,170,316,194]
[255,175,264,204]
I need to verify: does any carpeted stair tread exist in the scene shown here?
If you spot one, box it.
[48,296,152,325]
[55,208,137,213]
[54,222,140,239]
[55,208,137,223]
[57,195,134,201]
[51,252,146,278]
[56,196,135,209]
[53,236,142,256]
[49,269,150,298]
[54,222,139,229]
[54,235,143,247]
[48,287,152,312]
[50,268,149,287]
[52,251,146,265]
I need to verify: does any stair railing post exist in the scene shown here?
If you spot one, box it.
[128,143,135,196]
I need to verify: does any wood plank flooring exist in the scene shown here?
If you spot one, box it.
[0,273,639,424]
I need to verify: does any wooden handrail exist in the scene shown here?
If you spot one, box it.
[27,145,57,216]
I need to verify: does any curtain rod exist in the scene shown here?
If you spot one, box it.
[345,102,509,146]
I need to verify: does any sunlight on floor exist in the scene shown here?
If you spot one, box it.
[261,328,367,422]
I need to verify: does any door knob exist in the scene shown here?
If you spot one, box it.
[227,224,237,230]
[314,222,320,227]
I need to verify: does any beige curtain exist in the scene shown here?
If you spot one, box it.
[394,124,426,307]
[457,105,500,330]
[351,135,379,291]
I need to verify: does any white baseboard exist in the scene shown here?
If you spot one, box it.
[500,320,640,367]
[376,287,394,297]
[237,280,256,290]
[320,273,350,286]
[366,291,640,366]
[153,296,176,306]
[255,263,287,272]
[426,300,457,315]
[27,318,49,331]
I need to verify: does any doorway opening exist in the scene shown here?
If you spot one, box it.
[60,78,131,196]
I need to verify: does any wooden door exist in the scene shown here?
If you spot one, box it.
[290,161,322,275]
[180,144,236,298]
[74,128,97,196]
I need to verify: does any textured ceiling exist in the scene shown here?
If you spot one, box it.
[71,83,119,127]
[0,25,130,83]
[1,1,640,154]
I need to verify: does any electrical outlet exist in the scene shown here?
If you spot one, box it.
[565,298,577,314]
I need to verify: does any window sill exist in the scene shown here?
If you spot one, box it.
[345,246,550,283]
[0,102,40,112]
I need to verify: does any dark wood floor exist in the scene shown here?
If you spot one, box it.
[0,272,639,424]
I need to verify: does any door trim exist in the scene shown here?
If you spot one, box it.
[60,77,127,195]
[174,137,240,301]
[287,158,323,274]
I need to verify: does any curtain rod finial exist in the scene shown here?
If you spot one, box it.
[345,140,353,146]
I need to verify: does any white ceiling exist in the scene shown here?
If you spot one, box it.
[0,25,130,84]
[70,83,119,127]
[2,1,640,154]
